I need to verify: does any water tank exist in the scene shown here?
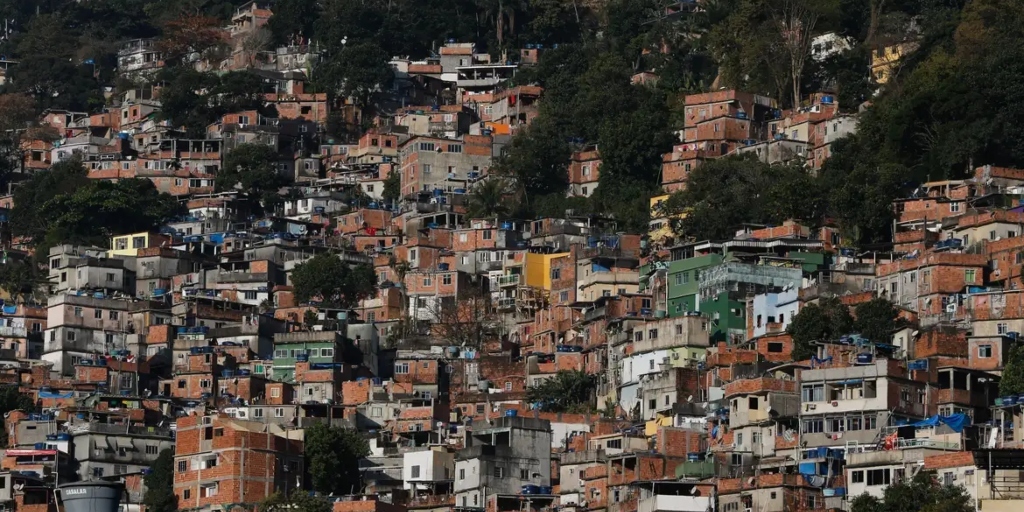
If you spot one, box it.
[59,482,125,512]
[505,409,518,417]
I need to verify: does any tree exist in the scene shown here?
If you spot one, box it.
[1001,343,1024,396]
[427,285,500,349]
[850,471,973,512]
[466,178,512,220]
[0,260,40,305]
[853,298,905,344]
[43,179,183,248]
[0,385,34,446]
[10,14,103,112]
[665,155,824,242]
[155,67,221,136]
[11,159,91,242]
[157,14,226,65]
[259,493,332,512]
[266,0,320,46]
[526,370,596,413]
[291,252,377,309]
[143,449,177,512]
[241,28,273,68]
[787,297,854,360]
[769,0,837,107]
[304,422,368,495]
[315,41,393,107]
[217,144,286,209]
[382,170,401,204]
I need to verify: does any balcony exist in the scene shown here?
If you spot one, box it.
[217,272,269,284]
[639,495,711,512]
[497,274,520,287]
[496,297,516,310]
[0,325,27,337]
[675,461,715,479]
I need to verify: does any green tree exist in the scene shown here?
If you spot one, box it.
[0,260,40,304]
[10,160,91,243]
[266,0,320,46]
[466,178,511,220]
[1001,343,1024,396]
[0,385,34,446]
[259,492,332,512]
[850,471,973,512]
[156,67,221,136]
[853,298,905,344]
[10,14,103,112]
[304,422,369,495]
[525,370,596,412]
[217,143,286,210]
[315,41,393,107]
[43,179,183,248]
[787,297,854,360]
[290,252,377,309]
[143,448,177,512]
[382,170,401,204]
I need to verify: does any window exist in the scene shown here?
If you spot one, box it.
[802,419,824,433]
[950,202,961,213]
[423,276,432,286]
[109,310,119,320]
[321,348,334,357]
[998,323,1009,335]
[867,469,890,486]
[736,433,743,445]
[396,363,410,374]
[802,384,824,402]
[606,439,622,449]
[275,408,284,418]
[418,142,436,152]
[74,307,83,317]
[411,465,421,478]
[493,467,504,478]
[94,309,103,319]
[178,460,187,472]
[521,468,530,480]
[201,484,218,498]
[848,417,862,431]
[183,489,191,500]
[132,236,146,248]
[991,230,998,241]
[253,408,264,418]
[244,291,257,301]
[67,331,76,342]
[504,381,512,391]
[371,407,382,417]
[864,416,877,430]
[442,274,452,286]
[460,468,466,480]
[648,329,658,339]
[550,268,561,280]
[980,344,993,358]
[674,273,684,285]
[966,269,977,282]
[476,404,484,414]
[852,470,864,483]
[482,230,492,240]
[447,144,462,153]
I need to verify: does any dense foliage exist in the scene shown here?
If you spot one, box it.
[525,370,597,413]
[10,160,182,254]
[788,297,904,359]
[142,448,177,512]
[1,0,1023,241]
[850,471,973,512]
[290,252,378,309]
[304,422,369,496]
[0,386,35,445]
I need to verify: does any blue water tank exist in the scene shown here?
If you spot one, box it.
[505,409,518,417]
[501,222,513,230]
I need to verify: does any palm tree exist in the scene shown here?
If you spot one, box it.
[466,178,512,220]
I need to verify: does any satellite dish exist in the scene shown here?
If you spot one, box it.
[766,406,772,413]
[783,429,796,442]
[686,395,693,403]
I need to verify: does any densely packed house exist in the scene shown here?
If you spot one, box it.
[0,4,1020,512]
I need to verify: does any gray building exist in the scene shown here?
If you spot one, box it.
[67,422,175,480]
[454,416,552,508]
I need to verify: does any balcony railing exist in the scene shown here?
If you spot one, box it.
[496,274,520,287]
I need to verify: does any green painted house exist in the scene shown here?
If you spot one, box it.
[271,331,345,382]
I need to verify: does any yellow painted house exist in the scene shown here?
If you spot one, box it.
[108,232,156,258]
[649,194,686,244]
[524,252,570,290]
[871,41,919,85]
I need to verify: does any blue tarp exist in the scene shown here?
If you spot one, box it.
[798,462,818,475]
[38,391,73,399]
[911,413,971,433]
